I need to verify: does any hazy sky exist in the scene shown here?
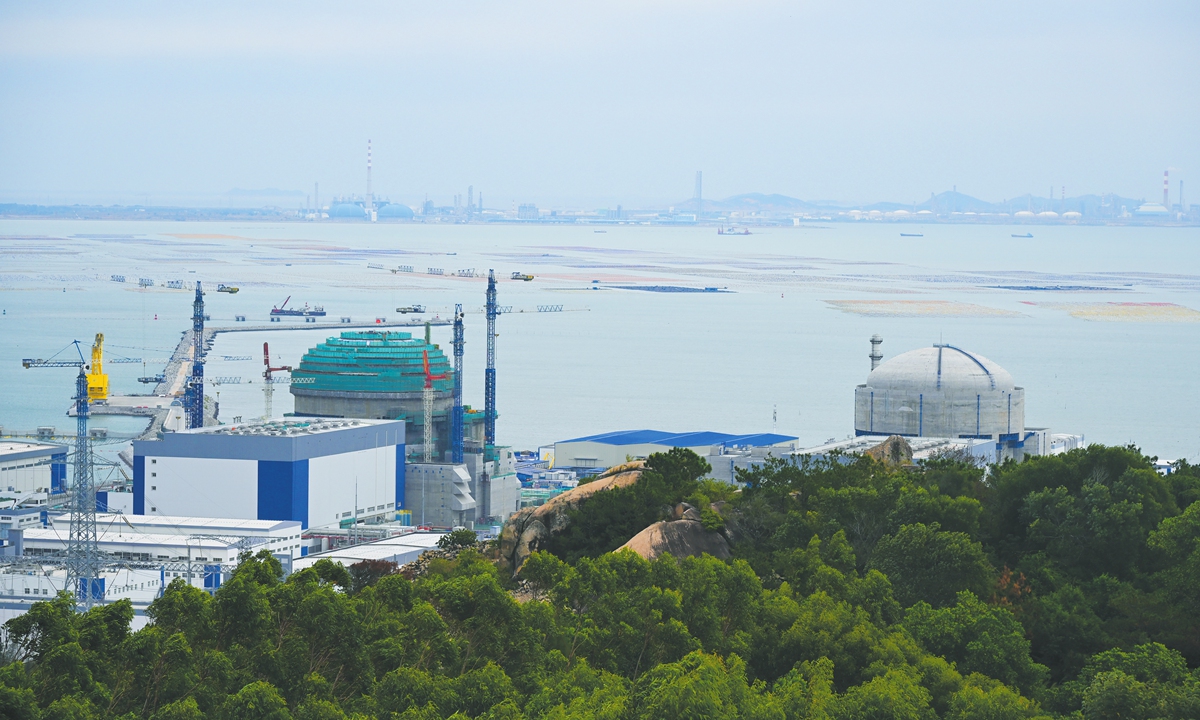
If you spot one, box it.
[1,1,1197,207]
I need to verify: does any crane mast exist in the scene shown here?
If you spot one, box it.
[185,281,206,429]
[451,304,465,463]
[262,341,291,421]
[421,350,448,463]
[484,269,497,451]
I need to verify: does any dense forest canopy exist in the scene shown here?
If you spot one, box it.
[3,444,1200,719]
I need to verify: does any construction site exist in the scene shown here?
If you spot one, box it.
[0,271,517,620]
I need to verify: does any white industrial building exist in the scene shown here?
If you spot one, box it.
[133,418,405,535]
[406,464,477,529]
[552,430,799,473]
[0,441,67,495]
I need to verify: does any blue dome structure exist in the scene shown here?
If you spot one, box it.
[377,203,415,219]
[329,203,365,218]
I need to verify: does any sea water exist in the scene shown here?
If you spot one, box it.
[1,219,1197,463]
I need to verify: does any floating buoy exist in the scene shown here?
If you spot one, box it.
[154,314,158,320]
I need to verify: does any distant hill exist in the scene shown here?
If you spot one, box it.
[227,187,305,197]
[699,189,1147,217]
[704,193,824,212]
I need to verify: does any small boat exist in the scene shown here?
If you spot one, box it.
[1011,233,1034,238]
[900,233,923,237]
[718,226,751,235]
[396,305,426,314]
[217,284,239,294]
[511,272,534,281]
[594,230,607,233]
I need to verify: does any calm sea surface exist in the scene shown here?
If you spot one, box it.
[1,219,1197,463]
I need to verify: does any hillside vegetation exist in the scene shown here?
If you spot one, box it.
[3,445,1200,719]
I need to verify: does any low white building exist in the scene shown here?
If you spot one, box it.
[133,418,406,533]
[0,441,68,495]
[293,531,446,571]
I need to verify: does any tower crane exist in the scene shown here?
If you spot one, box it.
[183,282,206,429]
[421,349,448,463]
[484,269,498,453]
[21,341,102,608]
[261,341,292,421]
[451,304,465,463]
[87,333,109,402]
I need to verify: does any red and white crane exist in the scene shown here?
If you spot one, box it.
[262,341,292,420]
[422,349,448,463]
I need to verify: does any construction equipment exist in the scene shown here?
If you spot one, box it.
[22,341,102,608]
[184,282,205,429]
[421,349,448,463]
[396,305,426,314]
[87,333,109,402]
[451,304,465,463]
[510,272,534,281]
[484,269,498,450]
[217,284,239,294]
[262,341,291,420]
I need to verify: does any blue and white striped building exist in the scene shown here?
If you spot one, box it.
[133,418,405,535]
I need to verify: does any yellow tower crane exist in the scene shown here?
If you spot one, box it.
[87,333,109,402]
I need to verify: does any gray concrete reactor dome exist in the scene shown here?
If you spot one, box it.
[854,345,1024,440]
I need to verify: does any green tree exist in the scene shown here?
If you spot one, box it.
[439,528,482,552]
[222,681,292,720]
[902,592,1049,695]
[869,523,993,607]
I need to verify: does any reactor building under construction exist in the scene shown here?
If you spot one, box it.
[289,330,485,459]
[288,326,517,528]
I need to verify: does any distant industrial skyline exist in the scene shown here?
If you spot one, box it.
[1,2,1196,207]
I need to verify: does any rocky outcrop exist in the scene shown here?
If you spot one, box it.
[499,462,645,573]
[864,435,913,466]
[618,502,731,561]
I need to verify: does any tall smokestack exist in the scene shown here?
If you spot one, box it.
[367,140,374,215]
[869,334,883,371]
[1164,170,1169,208]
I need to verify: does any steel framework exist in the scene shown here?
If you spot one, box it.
[21,342,102,608]
[185,281,206,429]
[484,270,497,449]
[451,303,465,463]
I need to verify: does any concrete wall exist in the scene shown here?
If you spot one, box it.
[291,389,452,456]
[405,463,476,529]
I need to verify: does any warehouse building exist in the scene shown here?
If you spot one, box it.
[133,418,405,531]
[0,441,67,495]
